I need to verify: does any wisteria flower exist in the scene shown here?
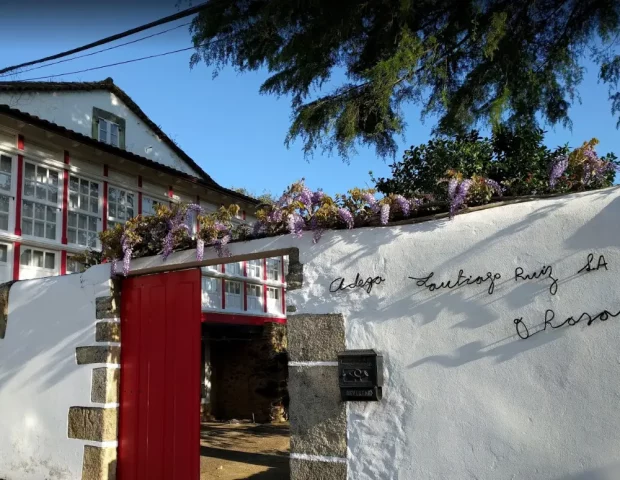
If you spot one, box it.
[312,191,325,205]
[449,179,473,218]
[394,195,410,217]
[214,234,232,257]
[484,179,503,196]
[362,192,379,213]
[338,208,354,229]
[380,204,390,225]
[549,155,568,188]
[287,213,305,238]
[196,238,205,261]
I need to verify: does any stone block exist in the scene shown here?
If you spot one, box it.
[286,248,303,290]
[96,321,121,342]
[91,368,120,404]
[68,407,118,442]
[290,458,346,480]
[288,314,345,362]
[0,280,15,339]
[96,296,120,319]
[82,445,117,480]
[76,346,121,365]
[289,366,346,457]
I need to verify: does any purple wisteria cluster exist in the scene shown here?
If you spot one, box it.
[549,155,569,188]
[447,178,473,218]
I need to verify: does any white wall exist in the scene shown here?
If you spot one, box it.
[0,264,111,480]
[132,186,620,480]
[0,90,202,177]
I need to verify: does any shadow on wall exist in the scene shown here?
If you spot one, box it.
[0,274,94,390]
[555,462,620,480]
[308,188,620,370]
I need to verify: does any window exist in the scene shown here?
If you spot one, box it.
[267,258,282,281]
[68,176,99,248]
[224,280,242,310]
[92,107,126,149]
[67,256,86,274]
[225,262,242,276]
[202,277,221,309]
[266,286,281,314]
[0,243,9,283]
[108,186,135,230]
[142,196,162,216]
[20,248,56,279]
[0,155,12,231]
[247,284,262,312]
[247,259,262,278]
[22,163,59,240]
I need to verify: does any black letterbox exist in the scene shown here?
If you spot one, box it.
[337,349,383,401]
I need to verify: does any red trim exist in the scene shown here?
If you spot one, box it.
[60,250,67,275]
[14,156,23,236]
[12,242,20,280]
[17,134,24,151]
[263,257,268,313]
[201,312,286,326]
[221,278,226,310]
[168,185,173,198]
[61,150,69,244]
[242,210,246,220]
[102,165,108,231]
[137,175,142,215]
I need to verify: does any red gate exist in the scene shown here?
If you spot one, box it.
[118,268,202,480]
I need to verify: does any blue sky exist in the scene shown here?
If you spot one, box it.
[1,1,619,197]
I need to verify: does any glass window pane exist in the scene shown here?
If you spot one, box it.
[0,173,10,192]
[68,229,76,244]
[24,163,35,180]
[34,221,44,238]
[0,214,7,231]
[20,249,31,266]
[126,207,134,218]
[88,232,98,248]
[22,219,32,236]
[23,200,32,219]
[80,194,88,208]
[90,198,98,213]
[0,156,11,173]
[34,203,44,220]
[24,180,34,197]
[0,195,9,214]
[77,214,86,229]
[0,244,7,263]
[78,230,87,245]
[36,167,45,184]
[49,171,58,187]
[45,223,55,240]
[36,185,46,200]
[69,192,78,209]
[49,187,58,204]
[99,120,107,142]
[32,250,43,268]
[68,212,77,227]
[90,182,99,196]
[88,217,97,231]
[70,176,79,192]
[108,204,116,218]
[80,181,88,194]
[46,206,56,222]
[45,252,55,270]
[126,194,134,207]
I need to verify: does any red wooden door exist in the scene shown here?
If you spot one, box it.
[118,268,202,480]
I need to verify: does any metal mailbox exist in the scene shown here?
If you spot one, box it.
[337,349,383,401]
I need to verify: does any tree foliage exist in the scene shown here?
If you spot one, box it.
[372,125,617,198]
[189,0,620,158]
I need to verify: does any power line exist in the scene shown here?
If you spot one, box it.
[0,22,191,78]
[15,41,221,82]
[0,1,210,75]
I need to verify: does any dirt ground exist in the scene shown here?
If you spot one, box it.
[200,422,290,480]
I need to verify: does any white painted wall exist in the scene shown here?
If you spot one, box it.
[132,186,620,480]
[0,264,112,480]
[0,90,202,177]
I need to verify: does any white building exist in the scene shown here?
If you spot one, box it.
[0,78,285,325]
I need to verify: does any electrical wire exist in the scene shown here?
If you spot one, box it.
[0,22,192,78]
[0,1,210,75]
[14,41,221,82]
